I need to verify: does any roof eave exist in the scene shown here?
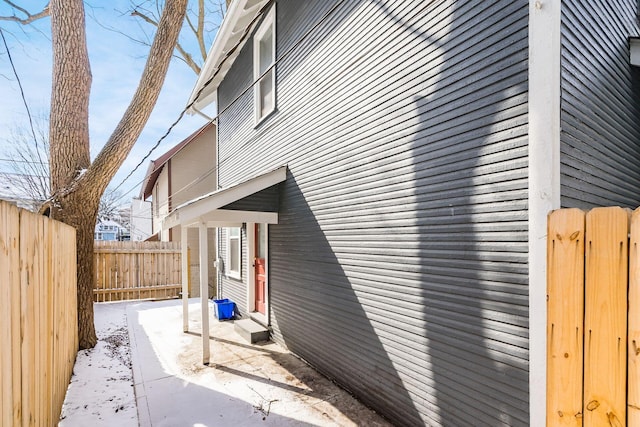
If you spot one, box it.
[186,0,271,113]
[162,165,287,230]
[140,161,160,200]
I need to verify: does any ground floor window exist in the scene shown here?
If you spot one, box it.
[227,227,241,279]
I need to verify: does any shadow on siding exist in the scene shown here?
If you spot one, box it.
[268,0,532,425]
[261,0,531,425]
[400,1,530,425]
[270,174,421,426]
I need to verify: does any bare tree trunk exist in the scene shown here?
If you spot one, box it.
[50,192,101,348]
[47,0,188,349]
[48,0,96,349]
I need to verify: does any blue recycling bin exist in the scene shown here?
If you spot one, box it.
[213,298,235,320]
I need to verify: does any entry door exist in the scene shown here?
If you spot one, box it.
[254,223,266,314]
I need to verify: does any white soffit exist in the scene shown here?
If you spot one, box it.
[631,37,640,67]
[187,0,271,112]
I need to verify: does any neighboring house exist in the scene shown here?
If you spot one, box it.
[129,197,153,241]
[141,122,217,297]
[163,1,640,426]
[94,219,129,241]
[0,173,46,212]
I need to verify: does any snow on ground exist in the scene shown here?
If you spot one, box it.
[59,302,138,427]
[58,299,392,427]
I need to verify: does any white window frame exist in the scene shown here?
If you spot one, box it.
[253,5,276,125]
[226,227,242,279]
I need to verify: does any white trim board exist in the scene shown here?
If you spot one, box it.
[528,0,561,424]
[253,4,277,125]
[631,37,640,67]
[180,210,279,229]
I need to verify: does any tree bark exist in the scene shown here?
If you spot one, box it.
[50,191,101,349]
[48,0,96,349]
[47,0,187,349]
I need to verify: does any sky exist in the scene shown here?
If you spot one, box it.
[0,1,220,206]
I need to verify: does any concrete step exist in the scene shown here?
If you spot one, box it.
[234,319,270,344]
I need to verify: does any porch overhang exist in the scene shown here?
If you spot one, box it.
[162,165,286,230]
[631,37,640,67]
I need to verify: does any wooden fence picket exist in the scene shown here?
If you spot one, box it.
[0,200,77,426]
[93,241,183,302]
[547,206,640,426]
[584,207,628,427]
[0,201,20,426]
[629,208,640,425]
[547,208,585,426]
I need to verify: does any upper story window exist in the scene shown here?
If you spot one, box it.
[253,5,276,124]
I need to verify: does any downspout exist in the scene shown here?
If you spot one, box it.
[167,159,173,241]
[215,116,222,299]
[216,226,222,298]
[214,117,220,190]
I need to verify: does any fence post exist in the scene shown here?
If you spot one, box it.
[547,208,585,426]
[584,207,629,427]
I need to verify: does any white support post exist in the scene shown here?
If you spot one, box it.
[181,227,189,333]
[528,0,561,424]
[199,222,210,365]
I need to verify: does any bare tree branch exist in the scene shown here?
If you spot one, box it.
[184,9,197,34]
[85,6,150,49]
[0,113,131,215]
[126,0,224,76]
[87,7,200,73]
[197,0,205,61]
[131,8,157,26]
[131,5,201,74]
[2,0,33,18]
[83,0,188,194]
[0,1,51,24]
[0,15,52,44]
[174,39,200,73]
[0,126,50,211]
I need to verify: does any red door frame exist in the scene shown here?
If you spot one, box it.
[254,224,266,315]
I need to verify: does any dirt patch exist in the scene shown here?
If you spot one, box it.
[102,326,132,370]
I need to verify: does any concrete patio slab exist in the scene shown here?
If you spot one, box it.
[126,299,392,427]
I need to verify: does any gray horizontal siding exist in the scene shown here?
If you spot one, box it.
[221,184,280,212]
[560,0,640,209]
[217,1,528,425]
